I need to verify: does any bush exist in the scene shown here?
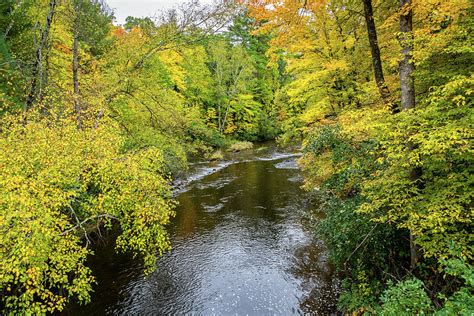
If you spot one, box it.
[208,150,224,161]
[380,279,433,315]
[228,141,254,152]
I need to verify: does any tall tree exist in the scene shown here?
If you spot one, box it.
[207,39,254,133]
[362,0,391,107]
[70,0,113,128]
[72,0,82,128]
[399,0,419,269]
[399,0,415,110]
[24,0,57,115]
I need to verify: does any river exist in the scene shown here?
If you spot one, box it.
[65,145,340,315]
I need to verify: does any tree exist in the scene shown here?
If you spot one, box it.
[398,0,419,269]
[24,0,56,115]
[207,39,255,134]
[0,1,242,313]
[72,0,81,128]
[70,0,113,128]
[124,16,155,32]
[399,0,415,110]
[246,0,473,312]
[226,9,282,139]
[362,0,391,107]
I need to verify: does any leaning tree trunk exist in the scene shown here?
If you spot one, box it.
[399,0,419,269]
[24,0,57,115]
[362,0,392,107]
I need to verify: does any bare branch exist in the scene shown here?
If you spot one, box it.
[62,208,119,244]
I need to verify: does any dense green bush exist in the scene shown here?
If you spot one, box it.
[380,279,433,315]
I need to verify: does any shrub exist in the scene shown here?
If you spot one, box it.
[380,279,433,315]
[228,141,254,152]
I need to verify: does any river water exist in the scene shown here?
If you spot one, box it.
[67,146,340,315]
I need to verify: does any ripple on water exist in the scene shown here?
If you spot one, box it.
[202,203,225,213]
[69,151,340,316]
[195,175,237,190]
[274,158,300,170]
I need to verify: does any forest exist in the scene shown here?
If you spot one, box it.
[0,0,472,314]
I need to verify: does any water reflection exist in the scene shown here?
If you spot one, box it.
[65,151,339,315]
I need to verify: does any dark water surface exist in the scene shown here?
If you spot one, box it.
[67,147,339,315]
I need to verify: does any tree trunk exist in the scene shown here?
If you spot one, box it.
[24,0,57,115]
[72,33,82,129]
[217,100,222,132]
[39,36,52,109]
[4,0,24,39]
[72,1,82,129]
[399,0,419,269]
[362,0,391,107]
[221,102,231,133]
[399,0,415,110]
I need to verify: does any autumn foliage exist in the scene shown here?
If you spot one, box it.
[0,0,473,313]
[247,0,473,313]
